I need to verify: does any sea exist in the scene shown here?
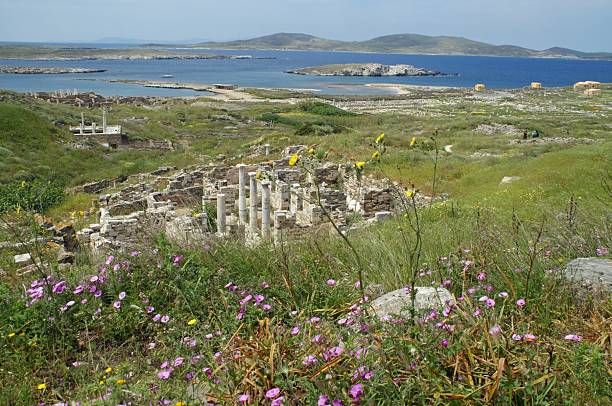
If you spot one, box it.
[1,45,612,96]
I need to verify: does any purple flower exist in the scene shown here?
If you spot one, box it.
[318,395,329,406]
[312,334,323,344]
[332,401,343,406]
[262,304,272,311]
[290,326,300,336]
[523,333,537,342]
[113,300,121,310]
[595,247,608,257]
[265,388,281,399]
[302,355,318,366]
[130,251,140,257]
[516,298,526,307]
[489,325,502,337]
[173,357,184,367]
[261,281,270,289]
[271,397,285,406]
[498,291,508,298]
[478,295,489,302]
[485,298,496,308]
[52,280,67,294]
[564,334,582,342]
[105,255,114,265]
[161,315,170,323]
[349,383,364,401]
[118,291,126,300]
[255,294,265,303]
[73,285,85,295]
[511,334,522,341]
[440,339,449,348]
[477,272,487,281]
[157,369,172,380]
[238,393,250,404]
[146,306,155,313]
[93,289,102,298]
[153,314,161,322]
[160,361,169,369]
[326,279,337,286]
[147,342,156,350]
[310,317,321,324]
[472,308,482,317]
[172,255,183,266]
[113,263,121,272]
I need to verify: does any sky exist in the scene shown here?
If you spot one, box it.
[0,0,610,52]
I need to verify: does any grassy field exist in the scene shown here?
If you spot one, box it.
[0,85,611,404]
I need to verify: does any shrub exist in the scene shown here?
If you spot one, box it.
[298,101,355,116]
[0,179,65,215]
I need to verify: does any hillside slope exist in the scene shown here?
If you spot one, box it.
[194,32,612,59]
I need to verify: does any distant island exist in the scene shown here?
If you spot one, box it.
[286,63,447,77]
[0,46,274,61]
[0,66,107,74]
[193,33,612,60]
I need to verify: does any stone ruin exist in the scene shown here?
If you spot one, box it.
[75,146,408,254]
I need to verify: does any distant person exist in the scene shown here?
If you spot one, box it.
[523,130,528,140]
[531,130,540,138]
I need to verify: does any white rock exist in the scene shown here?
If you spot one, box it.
[370,287,455,319]
[500,176,521,184]
[14,253,32,265]
[564,257,612,291]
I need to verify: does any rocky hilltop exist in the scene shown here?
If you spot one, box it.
[286,63,445,77]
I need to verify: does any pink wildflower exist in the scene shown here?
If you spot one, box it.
[113,300,121,310]
[265,388,280,399]
[303,355,318,366]
[516,298,526,307]
[161,315,170,323]
[564,334,582,342]
[157,369,172,380]
[271,397,285,406]
[489,325,502,337]
[290,326,300,335]
[511,334,522,341]
[238,393,249,404]
[595,247,608,257]
[118,291,126,300]
[498,291,508,298]
[326,279,337,286]
[349,383,364,402]
[485,298,496,308]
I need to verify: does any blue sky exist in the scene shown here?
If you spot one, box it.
[0,0,610,51]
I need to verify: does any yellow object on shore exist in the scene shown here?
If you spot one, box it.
[584,88,602,96]
[573,81,601,91]
[531,82,542,89]
[474,84,486,91]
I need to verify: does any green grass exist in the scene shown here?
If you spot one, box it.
[0,86,611,404]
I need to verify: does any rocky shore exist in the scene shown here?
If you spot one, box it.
[0,66,107,74]
[286,63,447,77]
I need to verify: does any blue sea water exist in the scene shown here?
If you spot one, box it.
[1,46,611,96]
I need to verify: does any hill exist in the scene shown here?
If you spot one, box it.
[194,32,612,60]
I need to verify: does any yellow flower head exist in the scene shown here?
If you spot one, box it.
[405,189,415,198]
[21,180,26,188]
[37,383,46,390]
[410,137,417,147]
[372,151,381,160]
[187,318,197,326]
[176,402,187,406]
[105,367,112,374]
[308,147,315,155]
[16,207,21,215]
[7,332,15,338]
[355,161,366,169]
[116,379,126,385]
[288,154,299,167]
[375,133,385,144]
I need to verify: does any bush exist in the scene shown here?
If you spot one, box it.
[0,179,65,215]
[298,101,355,116]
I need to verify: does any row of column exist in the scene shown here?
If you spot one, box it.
[216,164,271,239]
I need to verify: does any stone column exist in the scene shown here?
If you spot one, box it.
[216,193,226,236]
[237,164,247,225]
[80,112,84,135]
[92,122,96,134]
[102,106,107,134]
[248,172,258,232]
[264,144,270,156]
[261,181,271,240]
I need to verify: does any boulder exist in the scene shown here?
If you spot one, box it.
[14,253,32,266]
[564,258,612,291]
[370,287,455,319]
[57,249,75,264]
[500,176,521,184]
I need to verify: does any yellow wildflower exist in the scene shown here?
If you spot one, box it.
[355,161,366,169]
[375,133,385,144]
[116,379,126,385]
[187,318,197,326]
[19,332,25,336]
[176,402,187,406]
[372,151,380,160]
[405,190,415,198]
[37,383,46,390]
[105,367,112,374]
[288,154,299,166]
[7,332,15,338]
[79,210,85,217]
[308,147,315,155]
[410,137,417,146]
[16,207,21,215]
[21,180,26,188]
